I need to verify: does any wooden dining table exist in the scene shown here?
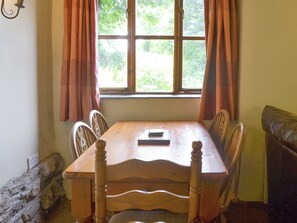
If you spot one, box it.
[63,121,227,223]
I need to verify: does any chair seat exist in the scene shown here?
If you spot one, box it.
[109,210,189,223]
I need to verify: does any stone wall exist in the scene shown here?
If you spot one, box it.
[0,153,66,223]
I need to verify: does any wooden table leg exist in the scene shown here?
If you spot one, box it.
[200,178,221,223]
[71,179,94,223]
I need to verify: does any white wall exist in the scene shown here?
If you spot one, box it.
[0,0,39,187]
[36,0,55,159]
[0,0,55,188]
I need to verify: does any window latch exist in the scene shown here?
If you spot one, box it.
[179,7,184,19]
[126,8,129,19]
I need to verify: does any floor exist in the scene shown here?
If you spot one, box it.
[224,201,269,223]
[45,199,270,223]
[44,199,75,223]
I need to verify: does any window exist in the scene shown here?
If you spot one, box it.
[98,0,205,94]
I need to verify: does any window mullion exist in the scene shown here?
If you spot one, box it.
[174,0,183,93]
[128,0,136,93]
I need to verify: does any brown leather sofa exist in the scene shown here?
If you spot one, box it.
[262,105,297,223]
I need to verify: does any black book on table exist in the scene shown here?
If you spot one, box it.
[138,129,170,145]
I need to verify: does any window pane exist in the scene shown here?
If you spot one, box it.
[136,40,174,92]
[182,40,206,89]
[183,0,205,36]
[136,0,174,35]
[98,40,127,88]
[98,0,127,35]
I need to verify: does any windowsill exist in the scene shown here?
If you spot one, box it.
[100,94,201,99]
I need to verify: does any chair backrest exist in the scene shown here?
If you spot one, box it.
[220,122,246,206]
[89,110,109,138]
[208,109,230,154]
[94,139,203,223]
[69,121,97,159]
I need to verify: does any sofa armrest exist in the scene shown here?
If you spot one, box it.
[262,105,297,153]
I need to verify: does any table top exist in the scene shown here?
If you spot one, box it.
[63,121,227,180]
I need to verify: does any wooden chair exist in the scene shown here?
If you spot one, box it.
[208,109,230,155]
[219,122,246,223]
[89,110,109,138]
[69,121,97,159]
[94,139,203,223]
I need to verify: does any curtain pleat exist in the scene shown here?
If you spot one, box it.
[60,0,99,121]
[198,0,238,121]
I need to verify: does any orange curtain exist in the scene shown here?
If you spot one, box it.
[198,0,238,121]
[60,0,99,121]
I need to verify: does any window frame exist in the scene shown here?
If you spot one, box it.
[98,0,205,95]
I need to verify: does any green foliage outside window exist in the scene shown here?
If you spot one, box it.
[98,0,205,92]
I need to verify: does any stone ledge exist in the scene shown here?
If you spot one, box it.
[0,152,66,223]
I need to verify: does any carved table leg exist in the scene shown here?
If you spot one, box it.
[71,179,94,223]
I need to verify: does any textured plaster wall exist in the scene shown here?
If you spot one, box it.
[0,0,55,188]
[0,0,39,187]
[238,0,297,201]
